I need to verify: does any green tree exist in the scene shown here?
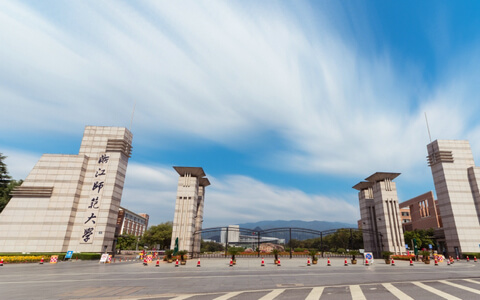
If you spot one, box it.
[404,228,436,250]
[140,221,172,249]
[116,234,138,250]
[0,153,23,213]
[0,153,11,190]
[200,240,224,253]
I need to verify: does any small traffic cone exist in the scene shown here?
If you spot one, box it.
[447,259,450,266]
[175,259,179,267]
[156,259,160,267]
[475,256,477,263]
[229,259,233,267]
[365,258,369,266]
[327,258,331,266]
[434,257,438,266]
[307,258,311,266]
[344,258,348,266]
[277,259,281,266]
[457,255,459,261]
[410,258,414,266]
[143,258,148,266]
[40,257,44,265]
[197,258,201,267]
[467,256,470,262]
[391,258,395,266]
[0,258,3,266]
[261,258,265,267]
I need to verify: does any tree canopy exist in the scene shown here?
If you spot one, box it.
[140,221,173,249]
[0,153,23,213]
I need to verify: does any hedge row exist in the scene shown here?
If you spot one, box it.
[0,252,101,261]
[461,252,480,259]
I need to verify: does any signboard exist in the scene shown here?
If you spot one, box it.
[428,244,432,249]
[364,252,374,264]
[50,255,58,264]
[359,249,365,254]
[65,251,73,259]
[405,244,409,249]
[99,253,109,263]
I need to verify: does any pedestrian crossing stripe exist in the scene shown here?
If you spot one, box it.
[167,278,480,300]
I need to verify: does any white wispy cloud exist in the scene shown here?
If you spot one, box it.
[2,0,480,224]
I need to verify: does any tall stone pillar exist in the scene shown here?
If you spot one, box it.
[171,167,209,255]
[427,140,480,255]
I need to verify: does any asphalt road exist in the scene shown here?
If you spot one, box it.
[1,257,480,299]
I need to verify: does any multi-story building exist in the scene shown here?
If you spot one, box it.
[0,126,132,253]
[354,172,406,257]
[399,191,442,232]
[116,207,149,237]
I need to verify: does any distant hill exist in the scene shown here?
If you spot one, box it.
[235,220,357,232]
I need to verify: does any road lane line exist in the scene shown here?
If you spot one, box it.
[212,291,243,300]
[350,285,366,300]
[382,283,413,300]
[258,289,285,300]
[439,280,480,295]
[170,295,197,300]
[305,287,324,300]
[464,279,480,285]
[412,282,461,300]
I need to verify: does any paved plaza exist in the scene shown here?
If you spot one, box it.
[2,257,480,299]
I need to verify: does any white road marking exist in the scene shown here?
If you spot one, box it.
[305,287,324,300]
[439,280,480,295]
[382,283,413,300]
[464,279,480,285]
[412,282,461,300]
[350,285,366,300]
[212,291,243,300]
[258,289,285,300]
[170,295,197,300]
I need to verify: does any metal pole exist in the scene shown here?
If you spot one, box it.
[257,231,260,258]
[289,228,292,259]
[224,227,228,258]
[321,232,323,258]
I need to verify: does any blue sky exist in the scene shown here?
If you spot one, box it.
[2,1,480,228]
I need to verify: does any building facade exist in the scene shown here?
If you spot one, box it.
[354,172,406,257]
[399,191,442,232]
[427,139,480,256]
[170,167,210,255]
[0,126,132,253]
[116,207,149,237]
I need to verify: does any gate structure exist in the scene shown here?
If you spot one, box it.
[193,227,383,258]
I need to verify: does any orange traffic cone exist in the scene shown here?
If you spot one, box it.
[156,259,160,267]
[229,259,233,267]
[197,258,201,267]
[475,256,477,263]
[467,256,470,262]
[391,258,395,266]
[40,257,44,265]
[365,258,369,266]
[327,258,331,266]
[457,256,459,261]
[307,258,311,266]
[261,258,265,267]
[0,258,3,266]
[143,258,148,266]
[410,258,414,266]
[434,257,438,266]
[447,259,450,266]
[175,259,179,267]
[344,258,348,266]
[277,259,281,266]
